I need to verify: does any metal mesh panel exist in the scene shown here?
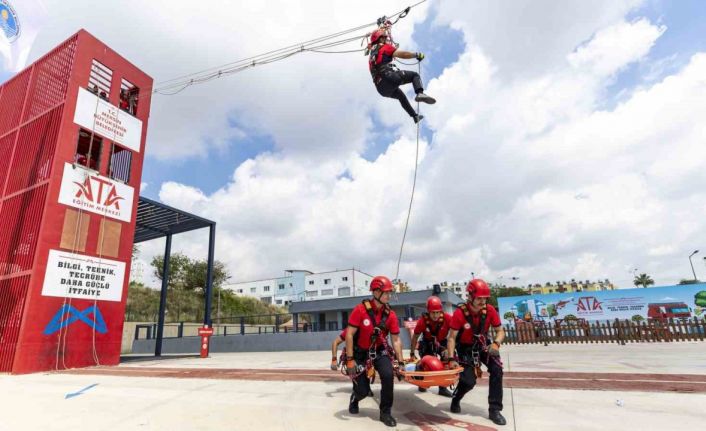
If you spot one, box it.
[0,275,30,372]
[5,107,63,195]
[0,184,49,276]
[23,35,77,122]
[109,144,132,182]
[0,131,16,195]
[0,70,31,137]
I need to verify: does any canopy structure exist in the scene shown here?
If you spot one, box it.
[134,196,217,356]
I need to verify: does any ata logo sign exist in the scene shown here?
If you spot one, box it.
[576,296,603,312]
[73,175,125,210]
[58,163,134,222]
[43,304,107,335]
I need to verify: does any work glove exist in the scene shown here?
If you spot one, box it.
[415,52,425,61]
[440,349,449,361]
[392,359,403,381]
[346,359,358,376]
[330,357,338,371]
[487,342,501,357]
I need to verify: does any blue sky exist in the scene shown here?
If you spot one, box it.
[136,0,706,199]
[4,0,699,200]
[140,6,465,197]
[607,0,706,106]
[4,0,706,287]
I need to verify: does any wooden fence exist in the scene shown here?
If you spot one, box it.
[499,318,706,345]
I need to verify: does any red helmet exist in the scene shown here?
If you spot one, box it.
[370,29,388,45]
[426,296,443,312]
[370,275,394,292]
[466,279,490,299]
[420,355,444,372]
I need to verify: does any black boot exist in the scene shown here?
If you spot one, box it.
[348,394,359,414]
[450,397,461,413]
[380,412,397,427]
[489,410,507,425]
[418,386,427,392]
[414,93,436,104]
[438,387,453,397]
[413,114,424,124]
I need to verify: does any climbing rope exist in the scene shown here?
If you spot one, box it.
[395,60,422,282]
[153,1,428,95]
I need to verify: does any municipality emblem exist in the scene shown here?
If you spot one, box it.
[0,0,20,43]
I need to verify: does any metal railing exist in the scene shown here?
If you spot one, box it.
[498,317,706,345]
[133,314,706,345]
[133,313,345,340]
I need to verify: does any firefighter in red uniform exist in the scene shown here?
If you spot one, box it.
[368,29,436,123]
[409,295,453,396]
[447,279,507,426]
[345,275,404,427]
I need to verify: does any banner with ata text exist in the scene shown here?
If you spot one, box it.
[498,284,706,325]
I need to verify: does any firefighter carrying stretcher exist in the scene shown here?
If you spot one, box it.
[447,278,507,426]
[409,295,453,397]
[344,275,404,427]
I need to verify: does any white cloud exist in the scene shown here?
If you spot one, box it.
[19,2,706,289]
[568,19,665,77]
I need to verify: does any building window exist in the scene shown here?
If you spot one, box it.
[119,78,139,115]
[237,289,243,293]
[108,144,132,183]
[322,289,333,296]
[365,280,369,286]
[338,287,350,297]
[263,286,270,292]
[261,297,272,304]
[308,280,314,285]
[250,287,256,293]
[324,279,331,285]
[279,284,285,290]
[289,283,293,287]
[89,59,112,99]
[276,300,282,305]
[305,290,318,297]
[342,276,348,281]
[74,128,102,170]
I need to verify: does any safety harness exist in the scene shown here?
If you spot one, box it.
[368,44,399,83]
[455,303,498,378]
[419,312,446,356]
[341,299,401,383]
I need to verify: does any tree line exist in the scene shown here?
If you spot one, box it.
[125,253,286,323]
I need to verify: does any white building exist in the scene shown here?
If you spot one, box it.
[224,269,373,306]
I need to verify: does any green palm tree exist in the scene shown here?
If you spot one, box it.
[633,273,654,288]
[503,311,516,323]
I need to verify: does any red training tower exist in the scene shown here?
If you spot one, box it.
[0,29,152,374]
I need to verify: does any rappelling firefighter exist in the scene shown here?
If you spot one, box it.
[447,279,507,426]
[344,275,404,427]
[409,295,453,397]
[367,28,436,123]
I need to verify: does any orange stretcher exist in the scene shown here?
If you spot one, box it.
[399,366,463,389]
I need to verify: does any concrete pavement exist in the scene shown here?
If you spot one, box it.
[1,342,705,431]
